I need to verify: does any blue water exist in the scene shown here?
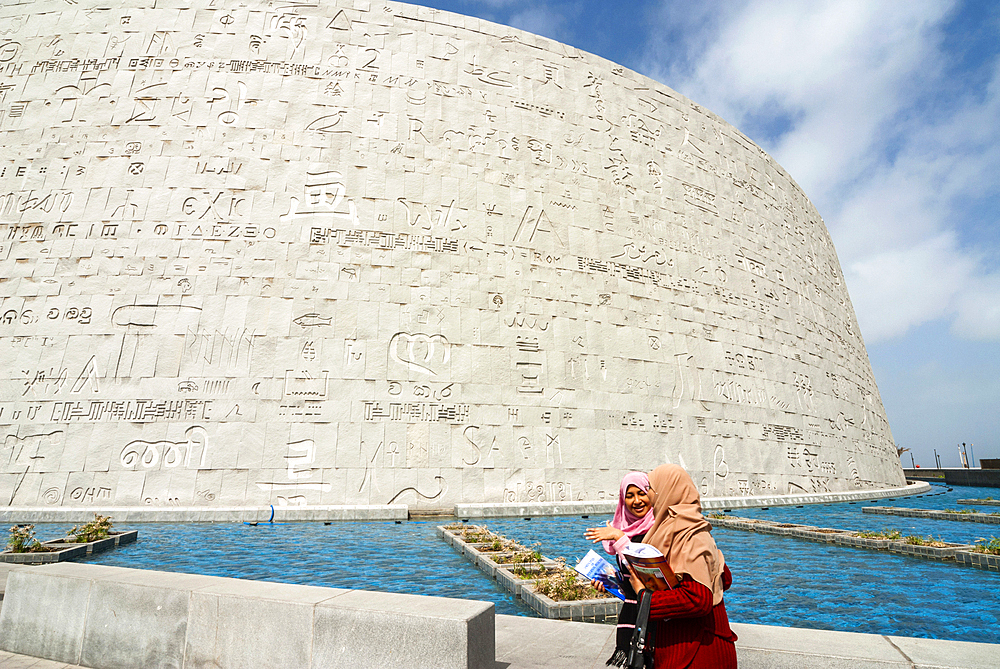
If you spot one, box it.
[23,483,1000,643]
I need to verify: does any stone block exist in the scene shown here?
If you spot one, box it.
[185,578,348,669]
[312,589,494,669]
[0,564,109,664]
[79,574,195,669]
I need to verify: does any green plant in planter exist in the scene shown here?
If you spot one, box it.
[494,544,544,564]
[855,529,901,540]
[973,536,1000,555]
[7,524,45,553]
[533,559,608,601]
[67,513,113,543]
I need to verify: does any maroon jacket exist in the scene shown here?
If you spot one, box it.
[646,564,738,668]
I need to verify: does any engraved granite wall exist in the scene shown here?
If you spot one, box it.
[0,0,904,511]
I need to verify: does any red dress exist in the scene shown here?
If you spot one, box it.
[646,565,737,668]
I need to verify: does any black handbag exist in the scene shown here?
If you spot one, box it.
[626,588,653,668]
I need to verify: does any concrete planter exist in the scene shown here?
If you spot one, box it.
[520,583,621,624]
[863,506,1000,525]
[0,542,86,563]
[769,523,800,537]
[954,550,1000,571]
[835,534,892,550]
[786,526,821,539]
[799,528,852,543]
[473,550,517,578]
[1,530,138,564]
[439,524,619,622]
[888,541,976,560]
[494,562,562,597]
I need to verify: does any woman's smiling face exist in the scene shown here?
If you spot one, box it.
[624,484,650,518]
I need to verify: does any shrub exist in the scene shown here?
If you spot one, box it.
[7,524,44,553]
[67,513,113,543]
[855,529,901,540]
[533,559,610,601]
[973,537,1000,555]
[493,544,544,564]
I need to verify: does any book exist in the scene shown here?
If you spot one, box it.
[620,542,679,591]
[574,549,626,600]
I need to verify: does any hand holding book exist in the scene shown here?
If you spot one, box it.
[620,542,679,591]
[574,549,626,600]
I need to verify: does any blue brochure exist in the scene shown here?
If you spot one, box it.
[575,549,626,601]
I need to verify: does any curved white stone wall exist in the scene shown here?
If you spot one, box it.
[0,0,903,510]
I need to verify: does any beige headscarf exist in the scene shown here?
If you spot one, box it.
[641,464,727,605]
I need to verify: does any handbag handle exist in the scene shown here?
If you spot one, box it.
[626,588,652,668]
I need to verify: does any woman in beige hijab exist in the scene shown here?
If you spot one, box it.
[624,464,738,668]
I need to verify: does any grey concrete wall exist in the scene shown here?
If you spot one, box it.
[0,0,903,512]
[943,469,1000,487]
[0,563,494,669]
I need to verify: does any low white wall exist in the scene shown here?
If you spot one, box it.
[0,563,494,669]
[455,481,931,518]
[0,504,409,524]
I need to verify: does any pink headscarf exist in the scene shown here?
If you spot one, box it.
[603,472,656,554]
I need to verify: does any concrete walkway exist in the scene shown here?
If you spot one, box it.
[0,615,995,668]
[494,615,998,669]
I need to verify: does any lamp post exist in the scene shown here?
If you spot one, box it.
[934,449,941,468]
[969,443,975,468]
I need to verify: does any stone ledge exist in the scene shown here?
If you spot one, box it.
[455,501,617,518]
[0,505,408,523]
[0,563,493,669]
[455,483,928,518]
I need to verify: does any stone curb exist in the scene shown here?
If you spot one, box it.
[957,499,1000,506]
[862,506,1000,524]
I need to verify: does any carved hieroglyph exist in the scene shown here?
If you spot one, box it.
[0,0,904,510]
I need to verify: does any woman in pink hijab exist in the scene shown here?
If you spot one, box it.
[584,472,656,666]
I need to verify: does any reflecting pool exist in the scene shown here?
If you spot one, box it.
[26,483,1000,644]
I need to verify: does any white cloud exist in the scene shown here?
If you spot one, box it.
[641,0,1000,344]
[953,274,1000,340]
[508,6,568,42]
[845,233,974,341]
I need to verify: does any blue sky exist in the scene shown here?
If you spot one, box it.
[403,0,1000,468]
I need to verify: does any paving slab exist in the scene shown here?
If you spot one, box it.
[494,615,615,669]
